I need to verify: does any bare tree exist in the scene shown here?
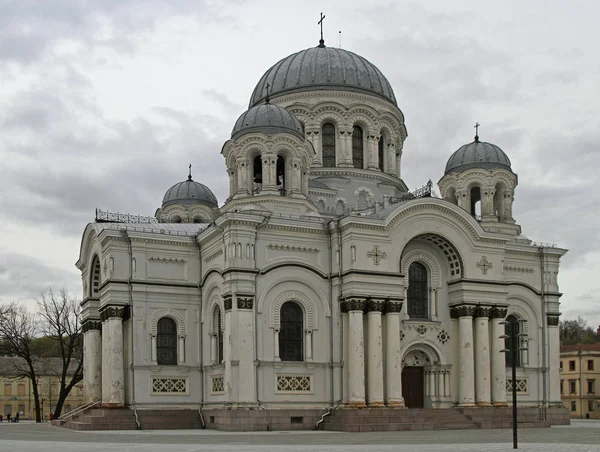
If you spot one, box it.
[0,302,44,421]
[36,288,83,418]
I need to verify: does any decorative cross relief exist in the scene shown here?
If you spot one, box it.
[476,256,493,275]
[367,245,387,266]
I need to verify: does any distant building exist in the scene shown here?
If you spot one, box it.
[560,344,600,419]
[0,357,83,420]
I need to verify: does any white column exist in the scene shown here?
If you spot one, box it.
[367,135,378,169]
[347,299,366,407]
[150,335,157,362]
[430,288,438,320]
[83,322,102,402]
[178,336,185,364]
[385,302,404,407]
[387,144,396,175]
[305,330,313,361]
[342,312,349,404]
[547,314,561,404]
[101,307,125,407]
[366,300,384,406]
[236,295,256,405]
[429,370,436,398]
[491,307,508,406]
[453,305,476,407]
[443,369,450,397]
[474,306,492,406]
[274,330,280,361]
[223,295,234,403]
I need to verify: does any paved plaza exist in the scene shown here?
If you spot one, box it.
[1,421,599,451]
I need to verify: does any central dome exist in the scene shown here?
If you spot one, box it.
[249,45,397,107]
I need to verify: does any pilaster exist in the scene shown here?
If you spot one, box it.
[82,320,102,402]
[490,305,508,406]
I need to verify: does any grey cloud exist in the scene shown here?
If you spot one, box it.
[0,0,243,64]
[0,252,80,302]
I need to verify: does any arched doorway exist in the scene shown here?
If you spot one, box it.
[401,349,430,408]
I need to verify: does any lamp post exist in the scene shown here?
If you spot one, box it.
[500,317,528,449]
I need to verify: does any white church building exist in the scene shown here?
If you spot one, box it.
[75,35,569,431]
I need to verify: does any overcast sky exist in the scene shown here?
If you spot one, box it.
[0,0,598,327]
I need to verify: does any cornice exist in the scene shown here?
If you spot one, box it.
[308,167,406,190]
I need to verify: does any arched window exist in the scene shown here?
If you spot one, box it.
[470,186,481,219]
[322,123,336,168]
[407,262,428,319]
[90,255,101,297]
[253,155,262,194]
[276,155,286,195]
[213,307,223,364]
[279,301,303,361]
[504,315,522,367]
[352,125,364,169]
[378,134,385,171]
[157,317,178,365]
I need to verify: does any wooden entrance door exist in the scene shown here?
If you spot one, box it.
[402,366,424,408]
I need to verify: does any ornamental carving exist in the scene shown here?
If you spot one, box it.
[450,305,476,319]
[341,298,367,313]
[385,301,403,313]
[399,330,405,341]
[276,375,311,392]
[490,306,508,319]
[237,296,254,310]
[266,244,319,253]
[474,306,492,318]
[82,320,102,333]
[367,299,386,313]
[211,376,224,393]
[223,295,233,312]
[148,256,187,264]
[476,256,494,275]
[367,245,387,266]
[437,330,450,345]
[547,314,560,326]
[100,306,126,321]
[151,377,187,394]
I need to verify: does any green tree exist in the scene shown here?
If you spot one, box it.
[560,316,598,344]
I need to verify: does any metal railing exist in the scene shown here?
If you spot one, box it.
[57,399,101,423]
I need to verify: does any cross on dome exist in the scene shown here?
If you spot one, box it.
[318,12,326,47]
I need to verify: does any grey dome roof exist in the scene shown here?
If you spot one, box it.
[445,138,512,174]
[162,176,218,208]
[231,103,304,140]
[249,45,397,107]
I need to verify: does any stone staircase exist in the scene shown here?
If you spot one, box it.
[319,406,568,432]
[319,408,479,432]
[54,408,203,431]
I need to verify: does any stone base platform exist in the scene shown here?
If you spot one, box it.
[52,405,570,432]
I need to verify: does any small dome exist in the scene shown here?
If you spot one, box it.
[231,103,304,140]
[249,45,396,108]
[162,176,218,208]
[445,138,512,174]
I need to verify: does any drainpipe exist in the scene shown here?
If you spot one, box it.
[254,214,271,423]
[336,219,344,403]
[121,230,139,429]
[195,233,205,428]
[539,246,547,421]
[326,220,334,407]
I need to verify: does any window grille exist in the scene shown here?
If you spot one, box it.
[279,302,303,361]
[157,317,177,365]
[407,262,428,319]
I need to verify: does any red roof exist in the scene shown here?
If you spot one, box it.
[560,343,600,353]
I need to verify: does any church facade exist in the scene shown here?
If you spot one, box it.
[77,38,568,430]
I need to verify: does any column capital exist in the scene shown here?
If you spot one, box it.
[449,304,477,319]
[341,297,367,313]
[547,313,561,326]
[223,294,233,311]
[490,305,509,319]
[385,300,404,314]
[237,295,254,310]
[474,305,493,319]
[82,320,102,333]
[367,299,386,313]
[99,306,126,322]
